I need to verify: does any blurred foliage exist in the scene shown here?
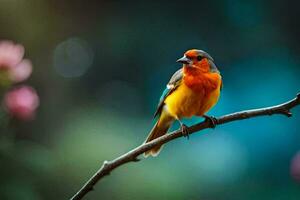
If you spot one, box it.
[0,0,300,199]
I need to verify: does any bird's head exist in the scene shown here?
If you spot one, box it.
[177,49,219,73]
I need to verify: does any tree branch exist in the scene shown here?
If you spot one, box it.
[70,93,300,200]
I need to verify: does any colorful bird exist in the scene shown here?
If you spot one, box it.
[144,49,222,157]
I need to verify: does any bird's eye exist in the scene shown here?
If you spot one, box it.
[197,55,203,61]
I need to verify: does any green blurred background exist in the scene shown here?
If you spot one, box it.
[1,0,300,199]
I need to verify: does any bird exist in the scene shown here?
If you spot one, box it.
[144,49,222,157]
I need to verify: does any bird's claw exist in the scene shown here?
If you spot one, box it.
[180,124,189,139]
[203,115,218,128]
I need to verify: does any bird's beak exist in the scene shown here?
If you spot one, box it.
[176,55,191,65]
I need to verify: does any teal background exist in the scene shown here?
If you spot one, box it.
[0,0,300,199]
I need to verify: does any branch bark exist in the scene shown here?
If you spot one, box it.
[70,93,300,200]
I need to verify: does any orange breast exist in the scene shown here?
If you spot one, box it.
[164,69,222,118]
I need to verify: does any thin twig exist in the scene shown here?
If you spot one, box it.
[70,93,300,200]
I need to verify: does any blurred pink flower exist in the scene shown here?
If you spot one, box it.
[8,59,33,82]
[4,86,39,120]
[0,41,24,69]
[0,40,32,82]
[291,151,300,182]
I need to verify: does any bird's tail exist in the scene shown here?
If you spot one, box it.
[144,110,174,157]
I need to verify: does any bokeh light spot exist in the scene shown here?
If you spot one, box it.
[291,151,300,182]
[53,37,94,78]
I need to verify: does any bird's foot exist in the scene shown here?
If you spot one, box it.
[203,115,218,128]
[180,123,189,139]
